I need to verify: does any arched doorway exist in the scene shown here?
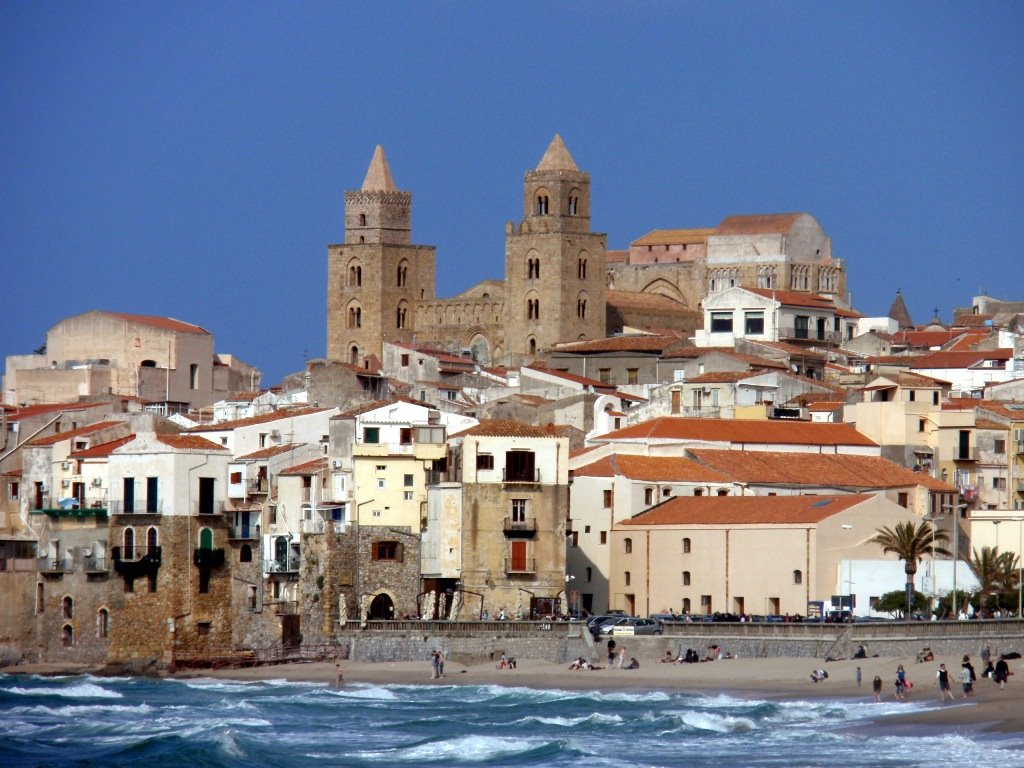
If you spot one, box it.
[368,593,395,620]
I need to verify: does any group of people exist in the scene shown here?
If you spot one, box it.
[660,649,701,664]
[496,654,517,669]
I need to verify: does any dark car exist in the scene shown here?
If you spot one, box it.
[586,615,620,637]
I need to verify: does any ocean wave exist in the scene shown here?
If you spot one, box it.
[12,702,154,717]
[360,733,566,763]
[672,709,758,734]
[5,682,122,699]
[514,712,624,728]
[314,683,400,701]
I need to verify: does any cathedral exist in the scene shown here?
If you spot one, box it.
[326,135,847,368]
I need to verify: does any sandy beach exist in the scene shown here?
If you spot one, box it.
[5,652,1023,734]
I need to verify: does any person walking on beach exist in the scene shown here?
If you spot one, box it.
[895,664,907,699]
[617,648,626,669]
[430,650,440,679]
[872,675,883,703]
[436,650,445,678]
[936,663,954,701]
[994,656,1010,690]
[856,666,862,688]
[607,638,616,666]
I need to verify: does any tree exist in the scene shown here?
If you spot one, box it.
[874,589,929,618]
[872,520,951,616]
[970,546,1005,613]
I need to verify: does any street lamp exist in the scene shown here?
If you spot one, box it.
[841,524,854,617]
[943,502,968,618]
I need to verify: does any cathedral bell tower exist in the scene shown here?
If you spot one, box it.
[503,135,607,361]
[326,146,436,365]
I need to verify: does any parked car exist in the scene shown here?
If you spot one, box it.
[586,615,621,637]
[609,617,664,636]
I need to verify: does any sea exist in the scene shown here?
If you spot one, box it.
[2,673,1023,768]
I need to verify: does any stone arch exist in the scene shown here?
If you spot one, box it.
[578,249,589,279]
[97,607,110,638]
[467,333,491,364]
[147,526,158,551]
[534,188,551,215]
[525,290,541,321]
[640,278,688,305]
[346,258,363,287]
[576,290,589,319]
[349,343,359,365]
[567,187,582,216]
[62,623,74,647]
[123,527,135,559]
[199,527,214,549]
[396,258,409,288]
[368,590,396,620]
[396,299,409,329]
[62,595,73,620]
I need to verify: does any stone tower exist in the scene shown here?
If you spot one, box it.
[327,146,436,365]
[503,135,607,361]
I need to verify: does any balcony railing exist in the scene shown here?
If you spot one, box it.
[193,548,226,568]
[194,500,226,515]
[778,326,842,344]
[109,499,164,515]
[83,556,109,573]
[504,557,536,574]
[503,517,537,537]
[954,449,976,462]
[248,478,269,495]
[228,523,260,540]
[37,556,72,574]
[502,468,540,484]
[264,555,300,574]
[31,506,109,521]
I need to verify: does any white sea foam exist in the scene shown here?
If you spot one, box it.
[318,684,398,700]
[6,682,122,699]
[516,712,624,727]
[18,702,153,717]
[376,734,546,762]
[674,710,757,733]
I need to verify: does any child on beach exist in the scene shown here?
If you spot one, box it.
[872,675,883,702]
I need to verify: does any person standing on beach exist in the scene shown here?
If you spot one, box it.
[994,656,1010,689]
[617,648,626,669]
[960,655,976,698]
[430,650,440,679]
[936,663,954,701]
[607,638,616,666]
[895,664,907,699]
[335,663,344,686]
[872,675,883,702]
[437,650,445,678]
[856,666,862,687]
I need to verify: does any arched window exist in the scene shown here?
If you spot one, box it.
[528,338,537,355]
[568,195,578,216]
[147,526,158,552]
[397,260,408,287]
[359,213,367,226]
[62,596,73,620]
[350,345,359,365]
[693,488,704,497]
[535,194,549,215]
[97,608,109,638]
[624,537,632,554]
[123,528,135,560]
[396,302,408,329]
[527,298,539,320]
[62,624,74,647]
[577,298,587,319]
[240,544,252,563]
[682,537,691,554]
[348,263,362,287]
[527,257,540,279]
[578,257,587,279]
[624,570,631,586]
[683,597,691,613]
[683,571,691,586]
[717,488,729,497]
[199,527,214,550]
[793,569,803,585]
[348,305,362,329]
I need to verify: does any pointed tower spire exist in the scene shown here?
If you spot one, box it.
[361,145,397,192]
[535,134,578,171]
[887,288,914,330]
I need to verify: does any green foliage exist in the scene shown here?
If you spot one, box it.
[874,589,928,617]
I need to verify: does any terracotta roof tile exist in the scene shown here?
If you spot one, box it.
[606,290,698,314]
[103,311,209,335]
[186,407,330,432]
[5,402,108,421]
[912,349,1013,369]
[552,333,685,354]
[155,434,229,452]
[621,493,874,526]
[594,417,877,447]
[716,213,804,235]
[688,449,955,491]
[279,457,328,475]
[744,287,839,309]
[68,435,136,458]
[606,249,629,264]
[234,443,305,461]
[630,228,716,247]
[524,366,615,390]
[28,421,125,446]
[685,370,761,384]
[574,453,731,483]
[975,419,1008,431]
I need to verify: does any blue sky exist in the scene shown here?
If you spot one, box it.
[2,3,1022,387]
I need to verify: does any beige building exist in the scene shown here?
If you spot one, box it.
[4,311,260,411]
[612,493,917,618]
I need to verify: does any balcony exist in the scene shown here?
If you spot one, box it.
[37,556,72,575]
[112,545,162,579]
[953,449,977,462]
[778,326,841,344]
[504,557,536,574]
[503,517,537,538]
[31,505,109,522]
[109,499,164,516]
[502,468,540,484]
[248,478,269,495]
[83,556,109,574]
[263,555,300,574]
[227,523,260,541]
[193,548,226,568]
[194,500,226,516]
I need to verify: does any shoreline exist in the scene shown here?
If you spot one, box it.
[4,653,1023,735]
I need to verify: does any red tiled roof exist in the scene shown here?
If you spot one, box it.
[808,401,844,412]
[606,249,628,264]
[186,407,330,432]
[68,435,136,458]
[975,419,1008,431]
[594,417,877,447]
[103,311,209,335]
[5,402,108,421]
[744,287,838,309]
[524,366,615,390]
[279,457,327,475]
[606,290,697,313]
[155,434,229,452]
[688,449,954,491]
[717,213,804,235]
[685,370,761,384]
[912,349,1013,369]
[234,443,304,461]
[551,333,685,354]
[28,421,125,446]
[574,453,731,483]
[452,419,562,439]
[621,493,874,526]
[630,228,716,246]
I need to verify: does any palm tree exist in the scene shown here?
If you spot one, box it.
[970,546,1005,614]
[872,520,951,617]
